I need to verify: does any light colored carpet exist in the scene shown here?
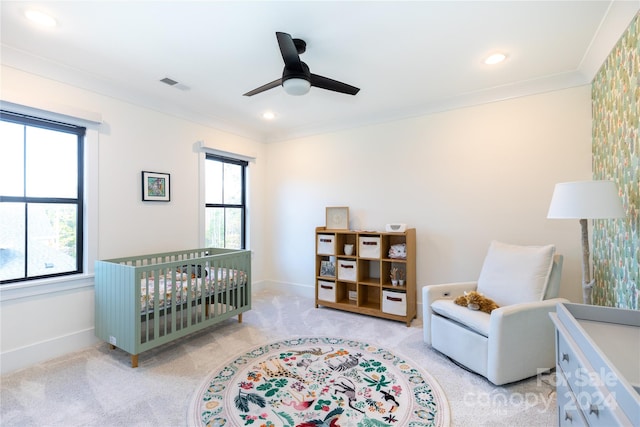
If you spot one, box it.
[0,287,557,426]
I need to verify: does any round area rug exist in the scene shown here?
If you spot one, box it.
[188,337,450,427]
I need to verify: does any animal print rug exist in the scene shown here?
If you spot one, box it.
[188,337,449,426]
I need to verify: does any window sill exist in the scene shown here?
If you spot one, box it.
[0,274,95,302]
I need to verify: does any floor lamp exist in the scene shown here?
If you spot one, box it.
[547,180,625,304]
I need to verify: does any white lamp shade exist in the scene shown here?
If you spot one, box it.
[547,180,625,219]
[282,78,311,96]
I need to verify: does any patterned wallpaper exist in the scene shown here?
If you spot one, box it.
[591,13,639,309]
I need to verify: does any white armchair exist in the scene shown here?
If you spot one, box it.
[422,241,566,385]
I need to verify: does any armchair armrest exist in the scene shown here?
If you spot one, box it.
[422,281,477,345]
[487,297,569,385]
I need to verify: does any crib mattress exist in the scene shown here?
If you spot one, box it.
[140,268,247,313]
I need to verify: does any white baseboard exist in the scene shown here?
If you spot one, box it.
[0,281,312,375]
[1,282,422,375]
[253,279,315,298]
[1,328,99,375]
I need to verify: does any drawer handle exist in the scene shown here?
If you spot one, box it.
[564,411,572,422]
[340,264,354,269]
[387,296,403,302]
[589,404,599,417]
[362,241,378,246]
[320,238,332,243]
[561,353,570,362]
[320,285,333,290]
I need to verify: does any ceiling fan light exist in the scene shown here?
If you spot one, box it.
[283,78,311,96]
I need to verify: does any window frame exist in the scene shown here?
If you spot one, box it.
[204,153,248,249]
[0,110,85,284]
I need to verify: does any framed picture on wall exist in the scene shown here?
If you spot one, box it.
[142,171,171,202]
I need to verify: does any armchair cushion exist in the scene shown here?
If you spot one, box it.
[431,299,491,337]
[476,241,556,307]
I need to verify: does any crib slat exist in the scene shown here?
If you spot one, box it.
[186,262,194,328]
[170,266,177,335]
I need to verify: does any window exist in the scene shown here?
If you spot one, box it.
[0,111,85,283]
[205,154,247,249]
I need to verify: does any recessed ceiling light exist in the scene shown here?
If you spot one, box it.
[484,53,507,65]
[24,9,57,27]
[262,111,275,120]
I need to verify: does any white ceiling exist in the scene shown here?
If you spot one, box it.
[1,1,638,143]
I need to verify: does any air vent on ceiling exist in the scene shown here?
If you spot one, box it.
[159,77,190,91]
[160,77,178,86]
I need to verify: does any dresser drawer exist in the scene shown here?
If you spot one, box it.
[557,371,587,427]
[556,330,582,391]
[579,376,631,426]
[556,328,624,425]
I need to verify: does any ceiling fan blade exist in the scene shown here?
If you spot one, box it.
[310,74,360,95]
[276,32,304,72]
[243,78,282,96]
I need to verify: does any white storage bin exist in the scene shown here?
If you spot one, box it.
[337,260,357,281]
[382,290,406,316]
[317,234,336,255]
[317,280,336,302]
[359,236,381,258]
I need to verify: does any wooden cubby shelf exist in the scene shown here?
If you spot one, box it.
[315,227,416,326]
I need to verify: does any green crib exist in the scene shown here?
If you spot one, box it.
[95,248,251,367]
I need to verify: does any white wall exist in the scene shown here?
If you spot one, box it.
[0,65,592,374]
[265,86,593,304]
[0,66,268,373]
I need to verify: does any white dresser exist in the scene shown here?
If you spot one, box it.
[550,303,640,426]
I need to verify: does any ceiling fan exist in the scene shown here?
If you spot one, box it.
[243,32,360,97]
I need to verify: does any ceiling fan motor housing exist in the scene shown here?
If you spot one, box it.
[283,62,311,82]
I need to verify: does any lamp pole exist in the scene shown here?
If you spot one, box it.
[579,218,594,305]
